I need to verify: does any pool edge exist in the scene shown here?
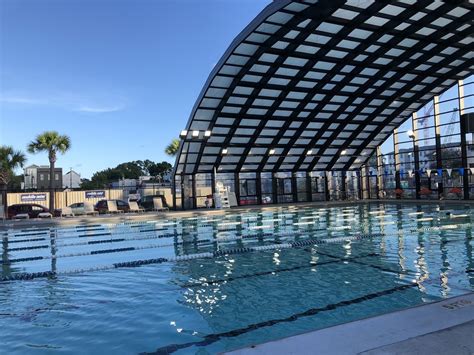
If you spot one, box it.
[225,291,474,355]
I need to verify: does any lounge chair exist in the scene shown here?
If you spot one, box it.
[61,206,75,217]
[107,200,124,213]
[129,201,145,213]
[153,197,169,211]
[84,202,99,215]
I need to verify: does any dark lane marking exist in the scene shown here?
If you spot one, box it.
[6,256,44,264]
[90,247,135,255]
[88,238,126,245]
[180,252,380,288]
[316,250,413,276]
[7,245,49,252]
[143,283,418,355]
[6,237,46,244]
[351,260,412,275]
[78,232,111,238]
[7,231,48,238]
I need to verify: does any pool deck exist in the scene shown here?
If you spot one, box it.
[2,198,474,231]
[226,292,474,355]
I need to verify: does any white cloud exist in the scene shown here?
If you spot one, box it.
[0,91,127,113]
[77,105,125,113]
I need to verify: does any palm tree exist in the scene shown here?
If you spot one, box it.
[0,146,26,215]
[165,138,180,157]
[28,131,71,211]
[0,146,26,186]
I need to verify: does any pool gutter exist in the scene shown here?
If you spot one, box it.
[226,292,474,355]
[2,199,474,231]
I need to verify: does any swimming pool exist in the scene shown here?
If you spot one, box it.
[1,202,473,354]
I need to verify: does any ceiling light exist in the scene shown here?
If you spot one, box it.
[269,149,275,155]
[204,130,212,137]
[307,150,313,155]
[222,148,228,155]
[192,130,199,137]
[180,130,187,137]
[341,150,347,155]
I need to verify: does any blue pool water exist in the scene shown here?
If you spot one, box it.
[1,202,474,354]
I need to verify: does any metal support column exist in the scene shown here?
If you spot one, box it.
[433,95,444,199]
[256,172,262,205]
[211,168,216,207]
[459,80,469,200]
[324,171,330,201]
[272,173,278,204]
[191,175,197,209]
[306,172,312,202]
[234,172,240,206]
[291,173,298,202]
[412,113,421,199]
[393,128,401,195]
[340,171,346,200]
[172,175,177,210]
[376,146,383,199]
[357,169,363,200]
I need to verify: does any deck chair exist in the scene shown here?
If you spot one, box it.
[129,201,144,213]
[61,206,75,217]
[107,200,124,213]
[84,201,99,215]
[153,197,169,211]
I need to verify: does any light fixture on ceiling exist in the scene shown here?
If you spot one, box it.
[269,148,275,155]
[341,149,347,155]
[192,130,200,137]
[222,148,228,155]
[307,150,313,155]
[180,130,187,137]
[204,130,212,137]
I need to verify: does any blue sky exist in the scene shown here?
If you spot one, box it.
[0,0,270,178]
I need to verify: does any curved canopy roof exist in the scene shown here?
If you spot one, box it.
[174,0,473,176]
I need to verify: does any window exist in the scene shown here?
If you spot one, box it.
[40,174,44,181]
[55,173,59,180]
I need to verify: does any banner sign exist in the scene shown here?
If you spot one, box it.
[21,193,47,202]
[85,190,105,199]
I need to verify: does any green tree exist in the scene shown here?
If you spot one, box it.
[165,138,180,157]
[27,131,71,210]
[148,161,172,181]
[0,145,26,187]
[0,146,26,214]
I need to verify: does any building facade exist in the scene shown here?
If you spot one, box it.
[63,170,81,189]
[24,165,63,190]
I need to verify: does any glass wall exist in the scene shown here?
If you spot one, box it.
[239,172,258,205]
[195,173,212,208]
[261,172,274,204]
[275,172,293,203]
[173,78,474,209]
[295,172,308,202]
[310,171,326,201]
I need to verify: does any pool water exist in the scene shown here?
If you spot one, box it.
[1,202,474,354]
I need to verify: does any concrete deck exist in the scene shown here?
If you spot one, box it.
[227,292,474,355]
[2,198,474,231]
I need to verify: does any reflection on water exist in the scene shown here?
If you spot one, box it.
[0,203,473,354]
